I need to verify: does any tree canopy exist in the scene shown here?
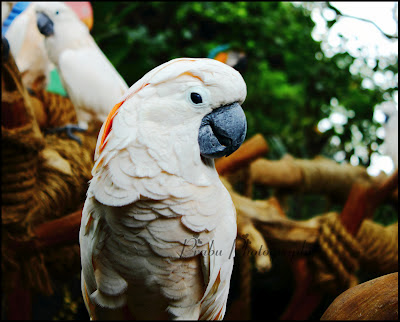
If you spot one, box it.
[91,2,397,167]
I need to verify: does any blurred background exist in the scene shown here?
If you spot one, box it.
[90,1,398,220]
[91,2,397,175]
[2,1,398,320]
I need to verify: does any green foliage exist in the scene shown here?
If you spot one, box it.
[91,2,394,164]
[92,2,398,225]
[91,1,397,222]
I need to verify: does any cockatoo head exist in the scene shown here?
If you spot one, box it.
[97,58,247,167]
[35,2,87,37]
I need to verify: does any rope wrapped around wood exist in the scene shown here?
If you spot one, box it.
[2,48,99,296]
[308,212,398,294]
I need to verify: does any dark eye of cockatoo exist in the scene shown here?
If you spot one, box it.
[55,10,59,15]
[190,93,203,104]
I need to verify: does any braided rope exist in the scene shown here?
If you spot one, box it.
[309,212,398,294]
[356,220,398,274]
[2,57,99,295]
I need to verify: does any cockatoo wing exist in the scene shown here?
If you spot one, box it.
[58,46,128,123]
[198,207,236,320]
[80,193,131,318]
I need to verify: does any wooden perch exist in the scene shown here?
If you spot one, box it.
[280,182,371,320]
[321,272,398,320]
[237,214,272,272]
[365,169,398,220]
[216,133,269,175]
[222,178,320,253]
[249,156,381,202]
[280,169,399,320]
[33,208,83,250]
[249,155,303,188]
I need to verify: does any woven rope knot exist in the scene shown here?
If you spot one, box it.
[356,220,398,274]
[309,212,362,294]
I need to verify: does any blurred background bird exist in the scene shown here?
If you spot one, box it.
[2,2,93,94]
[208,44,248,74]
[35,2,129,132]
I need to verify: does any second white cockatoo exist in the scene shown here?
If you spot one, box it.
[35,2,129,129]
[3,2,93,92]
[79,57,247,319]
[3,2,50,91]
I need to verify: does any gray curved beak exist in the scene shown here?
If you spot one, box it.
[37,12,54,36]
[198,102,247,159]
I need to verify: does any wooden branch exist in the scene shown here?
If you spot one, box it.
[249,156,384,202]
[253,218,320,253]
[366,169,398,218]
[237,214,272,272]
[341,182,372,235]
[281,182,373,320]
[33,208,83,249]
[249,155,303,188]
[215,133,269,175]
[280,169,398,320]
[321,272,398,320]
[8,208,83,252]
[222,177,320,253]
[279,257,321,320]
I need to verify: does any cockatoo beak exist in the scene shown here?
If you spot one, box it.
[37,12,54,36]
[198,102,247,158]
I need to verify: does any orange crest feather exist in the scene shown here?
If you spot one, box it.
[98,100,125,155]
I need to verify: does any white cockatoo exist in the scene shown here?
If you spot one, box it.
[3,2,50,91]
[380,101,398,169]
[79,57,247,320]
[35,2,129,128]
[3,2,92,92]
